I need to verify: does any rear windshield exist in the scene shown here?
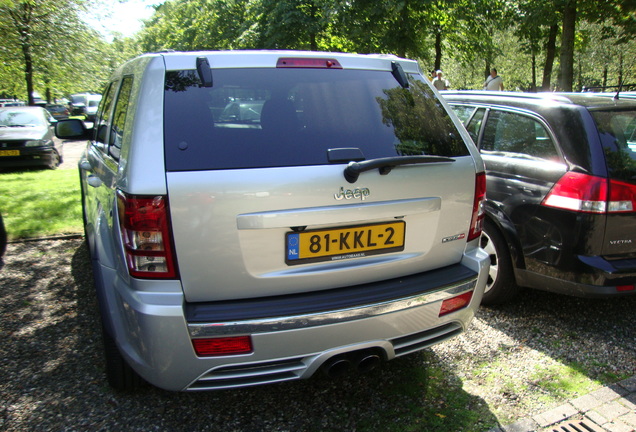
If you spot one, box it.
[591,109,636,183]
[163,68,469,171]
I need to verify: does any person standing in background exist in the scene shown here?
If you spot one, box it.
[484,68,504,91]
[432,70,449,90]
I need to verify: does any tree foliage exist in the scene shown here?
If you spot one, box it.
[0,0,634,102]
[0,0,142,103]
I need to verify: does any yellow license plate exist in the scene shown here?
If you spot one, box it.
[0,150,20,156]
[286,221,405,265]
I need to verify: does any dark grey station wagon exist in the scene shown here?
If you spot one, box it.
[444,91,636,305]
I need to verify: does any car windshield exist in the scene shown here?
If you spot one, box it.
[0,110,45,127]
[163,68,469,171]
[591,109,636,183]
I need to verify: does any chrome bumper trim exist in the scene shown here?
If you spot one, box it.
[188,279,476,337]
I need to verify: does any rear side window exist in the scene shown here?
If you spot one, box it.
[94,82,116,151]
[110,76,134,159]
[591,109,636,183]
[163,68,469,171]
[481,110,559,161]
[451,105,486,145]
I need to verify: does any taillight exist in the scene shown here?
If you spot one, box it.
[439,291,474,317]
[542,172,636,213]
[608,179,636,212]
[468,172,486,241]
[192,336,253,357]
[117,191,178,279]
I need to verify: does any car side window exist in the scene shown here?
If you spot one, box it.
[450,105,474,123]
[109,76,134,161]
[481,110,559,160]
[450,105,486,146]
[94,82,117,152]
[464,108,486,145]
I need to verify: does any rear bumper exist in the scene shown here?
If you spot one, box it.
[518,255,636,297]
[100,248,489,391]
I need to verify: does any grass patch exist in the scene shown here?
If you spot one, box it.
[0,169,83,240]
[353,354,497,432]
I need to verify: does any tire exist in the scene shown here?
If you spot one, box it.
[0,213,7,259]
[480,220,520,305]
[48,150,60,169]
[101,325,144,391]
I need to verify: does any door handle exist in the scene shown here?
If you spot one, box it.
[79,160,91,171]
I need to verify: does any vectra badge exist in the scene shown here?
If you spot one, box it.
[334,186,370,201]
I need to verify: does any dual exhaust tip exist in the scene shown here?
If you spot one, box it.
[322,349,384,378]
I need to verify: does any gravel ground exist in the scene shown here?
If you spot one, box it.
[1,239,635,431]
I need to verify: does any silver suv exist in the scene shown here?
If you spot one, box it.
[56,51,489,391]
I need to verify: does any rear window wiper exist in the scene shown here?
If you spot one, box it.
[344,155,455,183]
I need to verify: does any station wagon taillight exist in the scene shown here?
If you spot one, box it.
[117,191,178,279]
[542,172,636,213]
[468,172,486,241]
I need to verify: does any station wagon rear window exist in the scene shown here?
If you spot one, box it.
[163,68,469,171]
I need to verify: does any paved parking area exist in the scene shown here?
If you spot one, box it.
[493,377,636,432]
[58,138,85,169]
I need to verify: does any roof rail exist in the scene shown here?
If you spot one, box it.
[581,84,636,92]
[441,90,574,103]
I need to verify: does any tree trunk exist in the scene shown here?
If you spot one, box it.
[21,33,35,106]
[434,31,442,71]
[531,51,537,92]
[558,0,577,91]
[542,24,558,91]
[618,52,624,87]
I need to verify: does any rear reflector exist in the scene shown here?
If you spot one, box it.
[276,57,343,69]
[192,336,253,357]
[117,191,178,279]
[439,291,474,317]
[617,285,635,292]
[543,172,636,213]
[468,172,486,241]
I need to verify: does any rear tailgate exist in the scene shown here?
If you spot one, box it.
[168,158,477,302]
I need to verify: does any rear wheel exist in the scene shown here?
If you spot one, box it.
[480,220,520,305]
[101,325,144,391]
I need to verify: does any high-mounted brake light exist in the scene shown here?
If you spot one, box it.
[439,291,474,317]
[276,58,343,69]
[468,172,486,241]
[542,172,636,213]
[117,191,178,279]
[192,336,253,357]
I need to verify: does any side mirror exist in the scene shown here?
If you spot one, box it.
[55,119,92,140]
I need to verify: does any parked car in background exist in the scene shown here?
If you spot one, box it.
[55,50,489,392]
[0,99,25,107]
[45,103,70,120]
[443,91,636,304]
[69,93,102,122]
[0,106,62,169]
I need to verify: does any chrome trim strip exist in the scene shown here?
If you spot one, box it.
[188,279,476,337]
[236,197,441,230]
